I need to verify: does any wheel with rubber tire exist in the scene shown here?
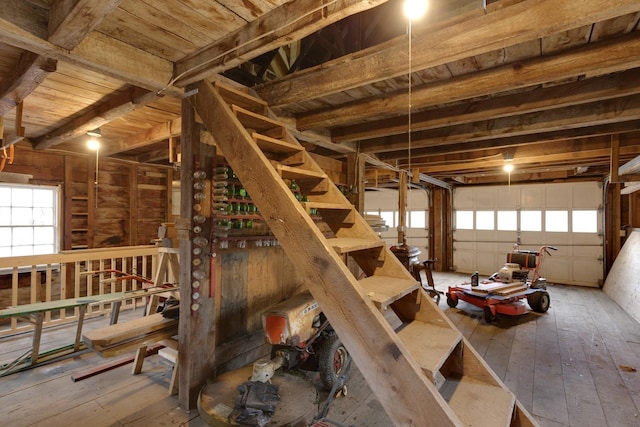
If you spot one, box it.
[484,306,496,323]
[527,290,550,313]
[318,333,351,391]
[446,295,458,308]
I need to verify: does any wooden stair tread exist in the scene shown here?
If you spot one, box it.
[252,132,301,154]
[398,320,462,386]
[82,313,177,347]
[443,376,516,427]
[302,201,353,211]
[277,164,326,181]
[215,81,267,113]
[232,105,285,136]
[326,237,385,254]
[359,275,420,309]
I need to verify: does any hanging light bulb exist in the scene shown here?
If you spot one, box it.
[404,0,428,21]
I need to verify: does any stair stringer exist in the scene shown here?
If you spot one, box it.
[193,80,462,426]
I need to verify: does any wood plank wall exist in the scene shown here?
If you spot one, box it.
[2,144,171,250]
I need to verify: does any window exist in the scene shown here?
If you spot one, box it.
[475,211,495,230]
[379,211,395,228]
[0,184,59,257]
[520,210,541,232]
[455,210,473,230]
[545,210,568,232]
[409,210,426,229]
[572,210,598,233]
[497,210,517,231]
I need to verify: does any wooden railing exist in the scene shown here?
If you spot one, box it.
[0,246,166,337]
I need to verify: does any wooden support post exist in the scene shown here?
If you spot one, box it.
[398,171,407,244]
[612,182,622,262]
[132,345,147,375]
[74,305,86,352]
[178,87,216,409]
[611,134,620,183]
[346,152,365,212]
[30,312,45,365]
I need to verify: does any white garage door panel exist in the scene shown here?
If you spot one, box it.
[453,182,603,286]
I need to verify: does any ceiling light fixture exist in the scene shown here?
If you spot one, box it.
[87,128,101,137]
[404,0,428,20]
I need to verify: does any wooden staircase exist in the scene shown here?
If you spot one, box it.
[191,80,538,427]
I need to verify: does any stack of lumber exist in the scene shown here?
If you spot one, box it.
[472,281,528,296]
[82,313,178,357]
[363,214,387,230]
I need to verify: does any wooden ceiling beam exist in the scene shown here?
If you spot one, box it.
[377,123,640,162]
[0,0,121,117]
[256,0,640,107]
[332,68,640,143]
[174,0,389,86]
[361,94,640,154]
[32,86,159,150]
[300,33,640,130]
[0,9,175,95]
[103,117,182,157]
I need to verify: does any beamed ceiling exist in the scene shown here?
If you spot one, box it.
[0,0,640,187]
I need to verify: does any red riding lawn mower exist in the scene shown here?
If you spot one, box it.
[261,291,351,393]
[446,245,557,323]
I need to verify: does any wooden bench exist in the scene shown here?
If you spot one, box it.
[0,285,178,372]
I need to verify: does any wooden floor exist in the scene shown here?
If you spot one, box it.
[1,272,640,427]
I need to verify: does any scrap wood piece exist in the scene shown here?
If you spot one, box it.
[71,343,164,381]
[82,312,177,347]
[619,364,637,372]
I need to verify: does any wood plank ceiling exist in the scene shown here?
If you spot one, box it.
[0,0,639,186]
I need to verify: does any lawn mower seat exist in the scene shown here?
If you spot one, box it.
[507,251,537,269]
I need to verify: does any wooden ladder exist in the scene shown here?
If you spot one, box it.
[192,80,538,427]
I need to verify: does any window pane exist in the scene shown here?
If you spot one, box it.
[456,210,474,230]
[521,210,541,231]
[12,245,34,256]
[34,207,54,225]
[34,226,54,245]
[380,211,395,228]
[33,244,54,255]
[546,210,568,232]
[13,227,34,245]
[497,210,517,231]
[0,247,11,257]
[0,227,11,246]
[476,211,495,230]
[409,211,426,229]
[12,207,33,226]
[0,187,10,206]
[0,207,10,225]
[33,189,54,207]
[12,188,32,207]
[573,210,598,233]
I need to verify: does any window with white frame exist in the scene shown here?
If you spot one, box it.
[572,210,598,233]
[455,210,474,230]
[0,184,59,257]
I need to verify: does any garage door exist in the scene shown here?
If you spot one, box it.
[453,182,603,287]
[365,188,430,262]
